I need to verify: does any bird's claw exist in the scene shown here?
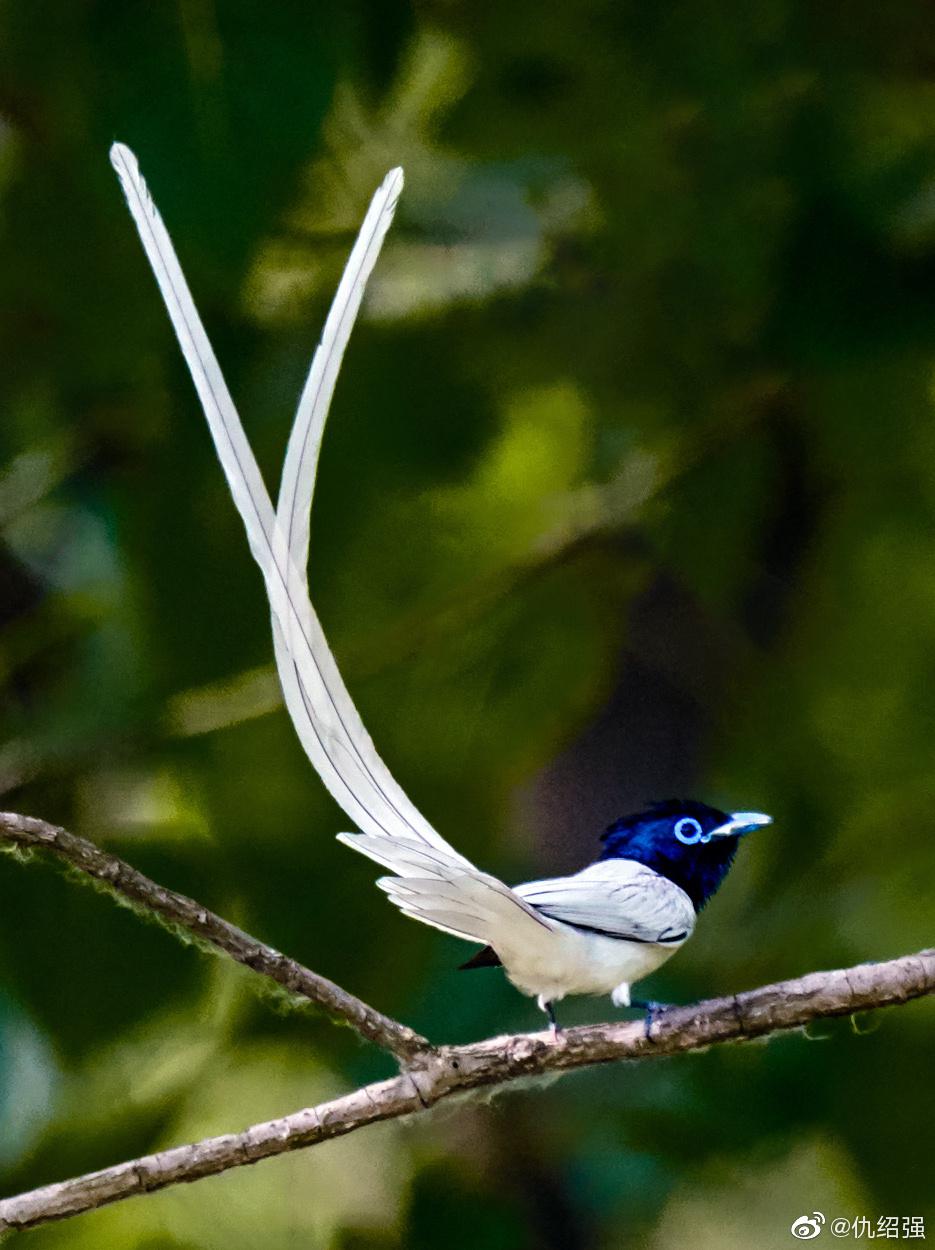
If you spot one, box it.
[631,999,668,1041]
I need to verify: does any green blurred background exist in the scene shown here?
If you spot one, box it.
[2,2,934,1247]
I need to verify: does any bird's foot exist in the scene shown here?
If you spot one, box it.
[630,999,670,1041]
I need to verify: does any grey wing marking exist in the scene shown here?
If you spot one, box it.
[516,863,695,945]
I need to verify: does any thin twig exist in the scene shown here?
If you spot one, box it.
[1,947,932,1233]
[0,811,430,1063]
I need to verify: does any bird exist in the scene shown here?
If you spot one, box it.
[451,800,770,1030]
[109,144,771,1033]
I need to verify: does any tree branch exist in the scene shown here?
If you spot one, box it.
[0,812,430,1064]
[1,947,932,1234]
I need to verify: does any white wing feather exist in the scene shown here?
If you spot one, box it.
[516,860,695,945]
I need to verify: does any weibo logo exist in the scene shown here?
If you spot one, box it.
[790,1212,825,1240]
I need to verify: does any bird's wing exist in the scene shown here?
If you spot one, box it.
[110,142,466,858]
[515,859,695,944]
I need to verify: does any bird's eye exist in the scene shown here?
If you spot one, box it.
[674,816,703,845]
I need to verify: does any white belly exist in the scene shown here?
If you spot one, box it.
[498,919,683,1004]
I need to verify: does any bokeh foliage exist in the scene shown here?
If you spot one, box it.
[1,2,935,1247]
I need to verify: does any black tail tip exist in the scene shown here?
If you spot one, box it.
[458,945,502,971]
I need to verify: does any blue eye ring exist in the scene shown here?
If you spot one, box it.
[674,816,703,845]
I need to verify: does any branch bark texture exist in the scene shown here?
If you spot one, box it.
[2,949,933,1234]
[0,811,429,1062]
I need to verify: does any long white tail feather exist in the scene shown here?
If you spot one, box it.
[112,139,470,870]
[266,165,474,864]
[110,143,274,575]
[335,832,473,877]
[265,161,468,861]
[275,166,403,593]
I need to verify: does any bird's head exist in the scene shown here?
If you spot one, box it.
[598,799,771,910]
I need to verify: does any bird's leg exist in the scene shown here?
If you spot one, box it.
[612,983,667,1040]
[630,998,670,1041]
[545,1002,560,1037]
[537,994,560,1037]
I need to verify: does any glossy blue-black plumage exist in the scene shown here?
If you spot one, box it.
[599,799,741,912]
